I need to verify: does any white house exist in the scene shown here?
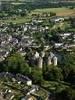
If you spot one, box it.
[54,43,63,48]
[27,80,32,86]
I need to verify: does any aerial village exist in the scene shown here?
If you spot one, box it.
[0,0,75,100]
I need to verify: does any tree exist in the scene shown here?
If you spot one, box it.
[69,17,75,28]
[44,66,63,81]
[55,87,75,100]
[50,12,56,17]
[31,68,43,84]
[62,53,75,84]
[4,53,30,75]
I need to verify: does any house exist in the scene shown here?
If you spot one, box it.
[54,43,63,48]
[57,33,72,39]
[51,17,64,23]
[16,74,32,86]
[32,19,43,24]
[21,95,37,100]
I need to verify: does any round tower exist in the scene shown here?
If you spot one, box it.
[47,56,52,66]
[40,51,45,58]
[38,56,43,69]
[34,51,39,59]
[53,56,57,66]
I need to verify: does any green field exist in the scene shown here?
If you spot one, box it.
[0,7,75,24]
[31,7,75,16]
[0,16,32,24]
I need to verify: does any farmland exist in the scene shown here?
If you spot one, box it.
[31,7,75,16]
[0,7,75,24]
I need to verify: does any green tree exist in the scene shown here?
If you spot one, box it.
[31,68,43,84]
[55,87,75,100]
[62,53,75,84]
[45,66,63,81]
[4,53,30,75]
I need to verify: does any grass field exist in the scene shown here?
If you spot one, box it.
[0,7,75,24]
[0,16,31,24]
[31,7,75,16]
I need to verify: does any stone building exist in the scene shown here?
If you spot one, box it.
[53,56,58,66]
[47,56,52,66]
[38,56,43,69]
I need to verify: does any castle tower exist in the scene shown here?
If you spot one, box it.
[53,56,57,66]
[47,56,52,66]
[34,51,39,59]
[40,51,45,58]
[38,56,43,69]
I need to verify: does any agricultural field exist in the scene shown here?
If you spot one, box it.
[31,7,75,16]
[0,16,31,24]
[0,7,75,24]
